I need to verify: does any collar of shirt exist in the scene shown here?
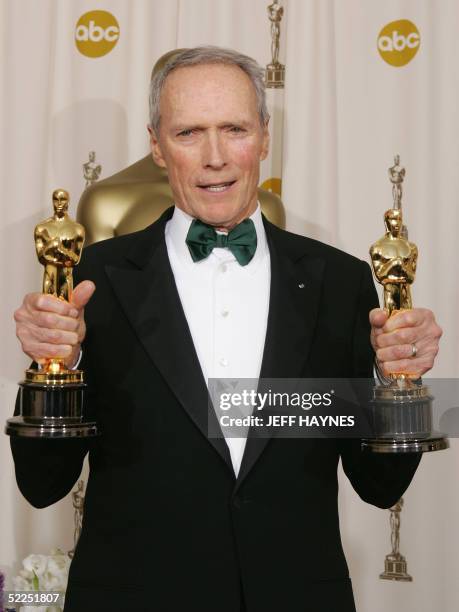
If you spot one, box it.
[165,203,268,274]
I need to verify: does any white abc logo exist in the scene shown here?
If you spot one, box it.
[378,31,420,52]
[75,21,119,43]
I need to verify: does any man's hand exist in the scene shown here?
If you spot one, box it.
[370,308,442,377]
[14,281,96,368]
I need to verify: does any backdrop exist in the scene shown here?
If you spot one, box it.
[1,1,458,611]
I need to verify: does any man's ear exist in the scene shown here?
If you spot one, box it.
[260,120,270,162]
[147,125,167,168]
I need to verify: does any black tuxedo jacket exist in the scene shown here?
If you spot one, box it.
[11,208,420,612]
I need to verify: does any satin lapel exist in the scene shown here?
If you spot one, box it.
[235,221,326,490]
[105,215,233,475]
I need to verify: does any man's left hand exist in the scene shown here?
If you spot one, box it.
[370,308,442,377]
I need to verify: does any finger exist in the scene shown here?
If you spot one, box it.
[23,341,73,361]
[369,308,388,329]
[383,308,426,333]
[381,356,432,378]
[71,281,96,311]
[33,293,78,317]
[32,311,80,332]
[30,325,79,347]
[374,326,418,349]
[376,342,419,363]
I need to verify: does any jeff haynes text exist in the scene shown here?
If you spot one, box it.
[220,414,356,428]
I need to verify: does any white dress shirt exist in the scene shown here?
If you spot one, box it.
[165,204,271,475]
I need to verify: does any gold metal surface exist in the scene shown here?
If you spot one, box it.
[34,189,85,377]
[24,368,83,385]
[370,207,417,316]
[266,1,285,88]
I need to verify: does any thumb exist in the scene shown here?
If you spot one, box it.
[369,307,388,329]
[71,280,96,311]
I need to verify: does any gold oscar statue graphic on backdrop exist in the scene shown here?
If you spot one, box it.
[361,156,448,453]
[83,151,102,189]
[380,498,412,582]
[68,479,86,559]
[5,189,98,438]
[266,1,285,88]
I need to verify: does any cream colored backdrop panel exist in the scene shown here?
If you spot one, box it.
[1,2,458,611]
[282,2,459,611]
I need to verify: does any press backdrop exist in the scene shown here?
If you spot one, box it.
[1,1,458,611]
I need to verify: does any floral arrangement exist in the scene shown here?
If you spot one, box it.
[12,549,70,612]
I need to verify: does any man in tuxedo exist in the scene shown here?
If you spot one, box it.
[12,47,442,612]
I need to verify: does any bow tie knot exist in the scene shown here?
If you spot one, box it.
[186,218,257,266]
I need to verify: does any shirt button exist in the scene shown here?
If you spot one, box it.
[219,358,228,367]
[221,309,229,317]
[220,264,228,273]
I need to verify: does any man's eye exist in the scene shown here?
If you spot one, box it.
[229,126,244,133]
[177,129,194,137]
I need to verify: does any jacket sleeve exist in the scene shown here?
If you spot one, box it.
[339,260,421,509]
[9,367,90,509]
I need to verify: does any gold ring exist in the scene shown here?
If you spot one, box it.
[411,343,418,358]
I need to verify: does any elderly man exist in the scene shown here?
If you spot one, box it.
[12,47,441,612]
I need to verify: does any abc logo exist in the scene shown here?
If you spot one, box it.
[377,19,420,67]
[75,10,120,58]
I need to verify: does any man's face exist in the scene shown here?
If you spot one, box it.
[149,63,269,229]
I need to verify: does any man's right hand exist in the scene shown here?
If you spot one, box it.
[14,281,96,368]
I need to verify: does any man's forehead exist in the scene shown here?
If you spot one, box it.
[160,63,258,123]
[162,64,255,100]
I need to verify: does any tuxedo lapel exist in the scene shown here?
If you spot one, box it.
[105,210,234,475]
[235,219,326,489]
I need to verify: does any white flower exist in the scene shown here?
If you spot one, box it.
[12,575,33,591]
[41,570,67,592]
[23,554,48,577]
[47,553,70,575]
[18,568,35,581]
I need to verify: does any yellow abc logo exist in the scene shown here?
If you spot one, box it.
[377,19,420,67]
[75,10,120,58]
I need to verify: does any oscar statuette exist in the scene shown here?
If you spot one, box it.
[5,189,98,438]
[380,498,412,581]
[362,156,448,453]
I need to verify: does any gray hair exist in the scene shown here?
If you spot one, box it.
[149,46,269,133]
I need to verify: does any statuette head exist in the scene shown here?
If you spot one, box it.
[52,189,70,213]
[384,208,402,236]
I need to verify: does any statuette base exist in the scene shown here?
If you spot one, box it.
[362,380,448,453]
[380,554,412,582]
[5,376,98,439]
[265,63,285,88]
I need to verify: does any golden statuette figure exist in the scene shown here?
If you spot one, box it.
[370,207,417,317]
[361,156,448,454]
[5,190,98,439]
[34,189,85,375]
[380,498,412,581]
[266,1,285,88]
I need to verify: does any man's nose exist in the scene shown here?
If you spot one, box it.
[202,131,227,170]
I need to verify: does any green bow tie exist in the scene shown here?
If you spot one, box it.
[186,218,257,266]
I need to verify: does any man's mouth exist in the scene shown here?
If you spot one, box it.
[197,180,236,193]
